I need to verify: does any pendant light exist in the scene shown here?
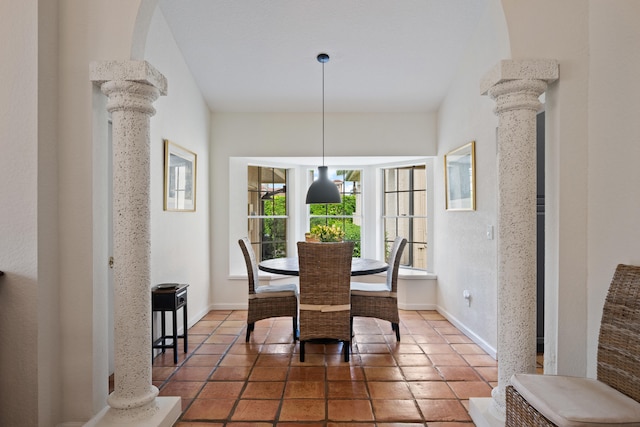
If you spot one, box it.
[305,53,341,204]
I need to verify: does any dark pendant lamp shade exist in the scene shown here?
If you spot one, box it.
[305,53,341,204]
[306,166,341,204]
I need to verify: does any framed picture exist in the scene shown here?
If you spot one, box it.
[444,141,476,211]
[164,139,196,211]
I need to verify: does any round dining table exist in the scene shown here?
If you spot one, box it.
[258,257,388,277]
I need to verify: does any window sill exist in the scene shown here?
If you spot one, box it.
[231,269,437,281]
[398,268,437,280]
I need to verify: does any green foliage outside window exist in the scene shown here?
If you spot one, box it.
[310,195,361,257]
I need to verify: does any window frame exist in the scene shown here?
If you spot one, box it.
[382,164,428,270]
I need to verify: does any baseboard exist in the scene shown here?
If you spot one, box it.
[397,303,438,311]
[436,305,497,359]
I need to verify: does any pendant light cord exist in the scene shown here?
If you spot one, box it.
[321,59,325,166]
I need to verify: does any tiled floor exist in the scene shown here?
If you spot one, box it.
[150,310,498,426]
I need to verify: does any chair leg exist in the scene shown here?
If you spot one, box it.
[300,341,305,362]
[292,316,298,341]
[350,316,354,338]
[245,322,254,342]
[343,340,350,362]
[392,322,400,341]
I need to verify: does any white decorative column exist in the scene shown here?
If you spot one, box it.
[470,59,558,427]
[88,61,180,427]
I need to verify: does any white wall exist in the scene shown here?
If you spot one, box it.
[145,7,212,330]
[434,0,510,357]
[586,1,640,376]
[0,2,41,426]
[210,112,436,309]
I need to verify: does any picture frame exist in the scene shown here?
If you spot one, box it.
[164,139,197,211]
[444,141,476,211]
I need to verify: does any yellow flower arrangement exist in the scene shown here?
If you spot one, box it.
[309,224,345,242]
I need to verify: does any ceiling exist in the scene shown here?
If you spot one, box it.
[157,0,489,114]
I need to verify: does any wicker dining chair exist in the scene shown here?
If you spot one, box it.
[297,241,354,362]
[506,263,640,427]
[238,237,298,342]
[350,236,407,341]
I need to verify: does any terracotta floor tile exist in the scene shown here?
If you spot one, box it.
[357,343,391,353]
[218,354,258,367]
[158,380,204,399]
[427,422,476,426]
[416,399,471,422]
[249,366,288,381]
[205,334,237,344]
[328,399,374,421]
[175,422,224,426]
[284,381,325,398]
[254,354,292,367]
[363,366,404,381]
[368,381,413,399]
[287,366,325,381]
[171,366,214,381]
[376,423,425,427]
[182,354,222,367]
[447,380,493,399]
[261,343,297,354]
[152,351,188,366]
[413,334,447,344]
[401,366,443,381]
[169,309,501,425]
[326,353,359,365]
[437,366,482,381]
[279,399,325,421]
[475,366,498,382]
[290,352,325,366]
[451,343,487,354]
[201,312,231,320]
[209,366,251,381]
[196,343,231,354]
[327,423,375,427]
[371,399,423,422]
[462,354,497,366]
[443,334,473,344]
[390,343,423,354]
[408,381,456,399]
[226,423,272,427]
[241,381,285,399]
[326,366,365,381]
[395,353,432,366]
[231,399,280,421]
[327,381,369,399]
[181,398,235,421]
[227,343,262,354]
[198,381,244,399]
[420,343,456,354]
[356,334,387,343]
[360,354,397,366]
[220,320,245,328]
[428,353,468,366]
[278,423,326,427]
[189,324,219,335]
[152,366,177,381]
[418,311,446,320]
[186,334,208,345]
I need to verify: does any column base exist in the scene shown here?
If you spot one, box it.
[84,397,181,427]
[469,397,505,427]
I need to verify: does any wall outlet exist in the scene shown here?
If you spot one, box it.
[486,225,494,240]
[463,290,471,307]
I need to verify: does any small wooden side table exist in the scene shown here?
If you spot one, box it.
[152,283,188,364]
